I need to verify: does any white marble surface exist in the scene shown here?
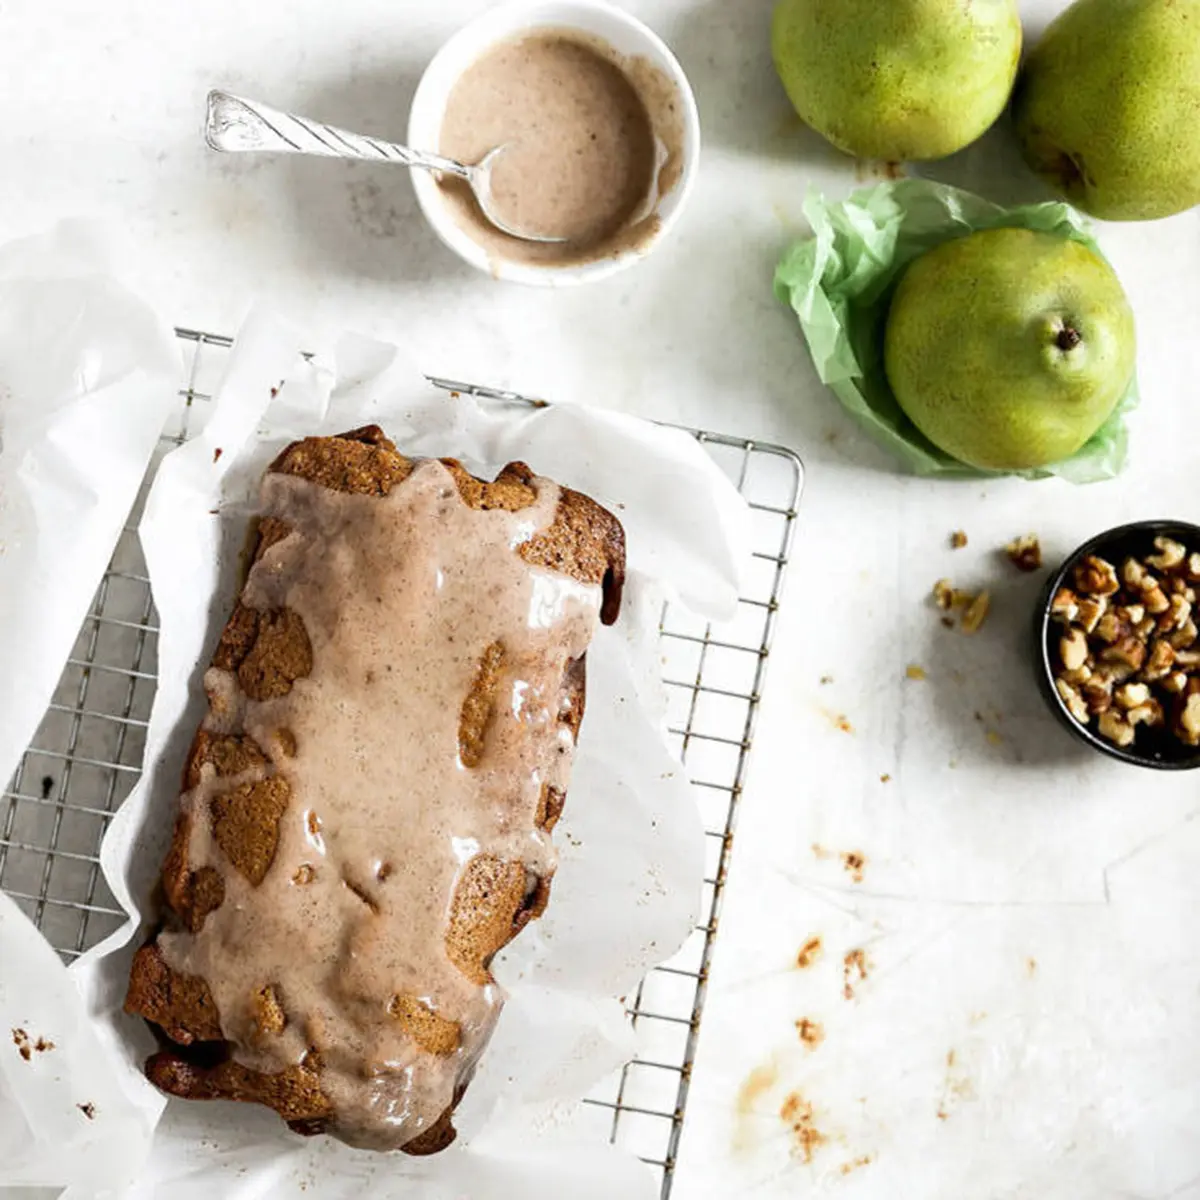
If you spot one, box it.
[5,0,1200,1196]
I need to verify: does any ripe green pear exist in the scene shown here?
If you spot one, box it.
[1013,0,1200,221]
[770,0,1022,162]
[883,228,1136,472]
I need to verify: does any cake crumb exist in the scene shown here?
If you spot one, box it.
[840,1155,874,1176]
[843,948,871,1000]
[34,1037,54,1053]
[779,1092,827,1162]
[77,1102,96,1120]
[11,1029,30,1061]
[841,851,866,883]
[950,531,968,549]
[880,773,892,783]
[796,936,823,969]
[795,1017,824,1049]
[819,674,834,686]
[213,447,223,463]
[905,664,927,681]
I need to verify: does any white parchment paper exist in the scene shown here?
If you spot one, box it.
[0,221,180,1193]
[63,308,750,1199]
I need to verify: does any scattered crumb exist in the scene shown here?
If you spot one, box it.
[796,936,823,969]
[819,674,834,686]
[819,707,855,733]
[932,578,955,610]
[1026,957,1038,977]
[795,1018,825,1049]
[780,1091,827,1162]
[11,1029,30,1061]
[40,775,53,800]
[841,851,866,884]
[811,843,833,861]
[34,1037,54,1053]
[950,531,968,549]
[77,1102,96,1120]
[840,1155,874,1176]
[843,949,871,1000]
[906,664,927,681]
[961,590,991,634]
[974,711,984,722]
[969,1010,988,1025]
[986,730,1003,746]
[449,391,461,399]
[940,616,955,629]
[1005,533,1043,573]
[937,1107,949,1121]
[880,773,892,783]
[212,447,223,463]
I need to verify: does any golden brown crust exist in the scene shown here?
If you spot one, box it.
[125,944,223,1045]
[145,1050,333,1124]
[126,425,625,1153]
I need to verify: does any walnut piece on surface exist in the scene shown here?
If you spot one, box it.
[1005,534,1043,573]
[961,591,991,635]
[1052,537,1200,753]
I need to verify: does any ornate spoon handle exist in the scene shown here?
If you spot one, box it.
[204,90,471,180]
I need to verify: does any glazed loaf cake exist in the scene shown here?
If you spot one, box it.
[124,425,625,1153]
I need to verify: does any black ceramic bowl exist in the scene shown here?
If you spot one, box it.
[1035,519,1200,770]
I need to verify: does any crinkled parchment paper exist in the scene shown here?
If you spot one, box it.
[0,221,180,1193]
[775,179,1139,483]
[61,309,750,1199]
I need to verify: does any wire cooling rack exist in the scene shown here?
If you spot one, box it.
[0,327,802,1199]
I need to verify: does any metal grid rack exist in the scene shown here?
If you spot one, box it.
[0,328,803,1199]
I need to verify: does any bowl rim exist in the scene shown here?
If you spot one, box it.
[407,0,702,287]
[1035,518,1200,771]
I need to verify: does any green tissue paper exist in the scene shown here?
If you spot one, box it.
[774,179,1138,482]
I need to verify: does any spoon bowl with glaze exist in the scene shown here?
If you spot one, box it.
[203,90,567,245]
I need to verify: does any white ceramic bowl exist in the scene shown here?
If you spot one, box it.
[408,0,700,286]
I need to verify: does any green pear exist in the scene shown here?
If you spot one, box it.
[1013,0,1200,221]
[883,228,1136,472]
[770,0,1022,162]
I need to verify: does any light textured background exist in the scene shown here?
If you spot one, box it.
[3,0,1199,1195]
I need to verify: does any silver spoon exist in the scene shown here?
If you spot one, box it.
[204,89,566,244]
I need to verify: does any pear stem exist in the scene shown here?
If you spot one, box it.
[1056,325,1082,351]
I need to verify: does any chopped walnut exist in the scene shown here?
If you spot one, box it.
[1144,640,1176,681]
[1082,677,1114,714]
[1098,709,1135,747]
[1053,534,1200,752]
[1005,534,1043,572]
[1050,587,1080,624]
[1060,628,1089,671]
[1115,682,1151,709]
[1163,671,1190,695]
[1170,619,1198,650]
[1094,610,1129,645]
[1147,537,1186,571]
[1075,596,1108,634]
[1075,556,1120,596]
[1056,678,1090,723]
[1178,693,1200,746]
[961,591,991,635]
